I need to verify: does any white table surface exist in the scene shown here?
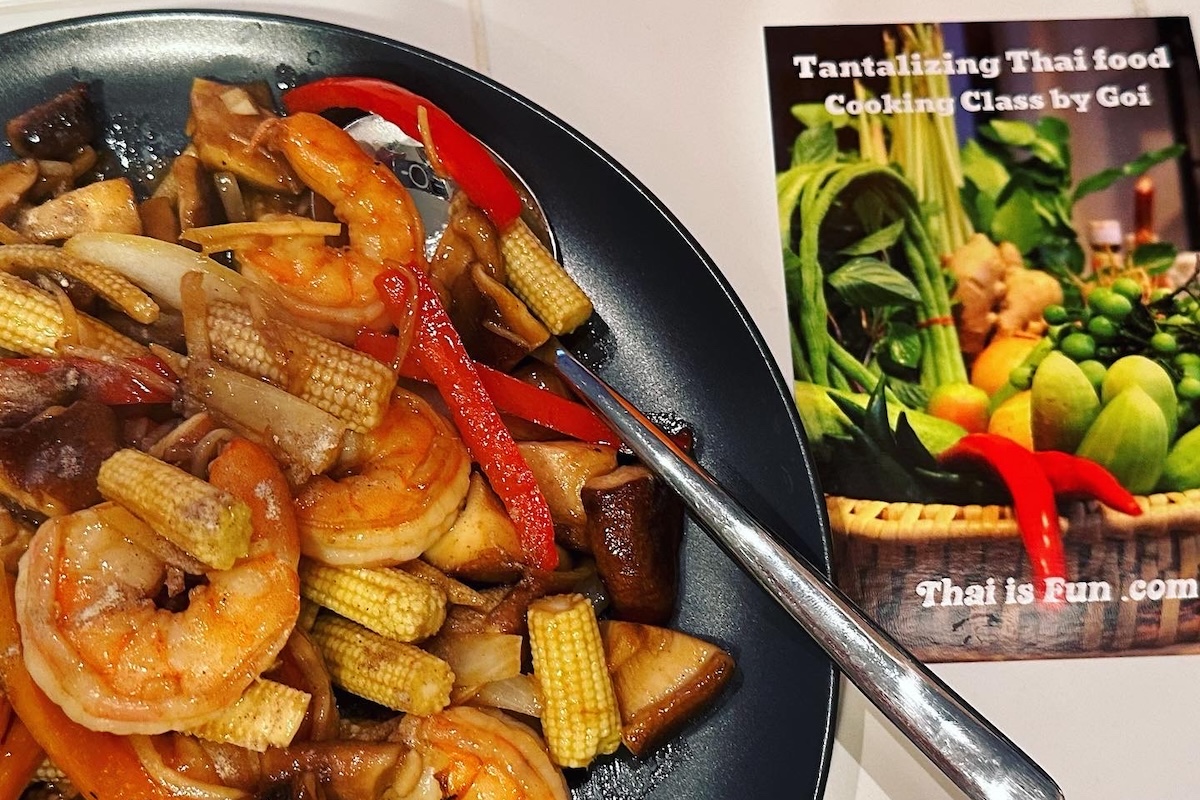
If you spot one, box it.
[1,1,1197,797]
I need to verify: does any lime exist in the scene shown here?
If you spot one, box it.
[1092,291,1133,321]
[1060,332,1097,361]
[1152,331,1180,355]
[1111,277,1144,303]
[1176,352,1200,368]
[1150,287,1174,304]
[1043,304,1069,325]
[1077,359,1107,392]
[1179,376,1200,401]
[1086,315,1117,342]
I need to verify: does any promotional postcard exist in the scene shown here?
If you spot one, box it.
[765,17,1200,660]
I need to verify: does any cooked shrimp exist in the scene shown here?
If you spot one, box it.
[233,111,426,342]
[400,706,570,800]
[295,387,471,566]
[14,438,300,735]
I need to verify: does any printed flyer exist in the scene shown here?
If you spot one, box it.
[764,17,1200,660]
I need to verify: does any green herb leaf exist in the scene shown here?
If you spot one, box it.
[1035,237,1086,275]
[960,139,1010,197]
[1028,135,1066,170]
[887,379,930,411]
[790,102,853,130]
[827,257,922,307]
[839,218,905,255]
[882,322,923,370]
[852,190,889,234]
[1124,143,1187,178]
[990,187,1049,254]
[1072,143,1186,202]
[1036,116,1070,145]
[1071,166,1127,202]
[980,119,1037,147]
[792,124,838,167]
[1131,241,1179,275]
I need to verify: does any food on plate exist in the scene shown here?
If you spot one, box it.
[0,77,733,798]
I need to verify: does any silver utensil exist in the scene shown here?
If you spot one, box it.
[351,115,1064,800]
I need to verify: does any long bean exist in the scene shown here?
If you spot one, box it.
[794,163,848,383]
[902,206,968,384]
[785,160,967,392]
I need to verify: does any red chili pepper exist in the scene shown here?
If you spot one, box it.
[1032,450,1143,517]
[355,330,617,446]
[375,267,557,570]
[284,77,524,229]
[1,355,177,405]
[939,433,1067,593]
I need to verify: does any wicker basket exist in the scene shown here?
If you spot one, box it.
[828,489,1200,661]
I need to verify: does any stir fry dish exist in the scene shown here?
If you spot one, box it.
[0,76,735,799]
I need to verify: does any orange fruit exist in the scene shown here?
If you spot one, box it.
[927,382,990,434]
[987,390,1033,450]
[971,334,1043,397]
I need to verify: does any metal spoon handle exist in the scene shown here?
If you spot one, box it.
[547,343,1062,800]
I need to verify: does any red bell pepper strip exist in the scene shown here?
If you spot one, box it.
[375,267,558,570]
[356,329,617,446]
[1032,450,1143,517]
[473,362,618,446]
[0,569,171,800]
[284,76,523,229]
[1,355,177,405]
[938,433,1067,594]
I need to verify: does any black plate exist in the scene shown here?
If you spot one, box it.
[0,10,836,798]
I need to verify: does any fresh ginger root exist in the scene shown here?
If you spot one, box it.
[996,260,1062,337]
[948,233,1008,355]
[947,233,1062,355]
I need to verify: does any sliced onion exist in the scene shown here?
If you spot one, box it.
[64,232,246,309]
[467,674,544,718]
[182,358,347,477]
[130,735,249,800]
[426,632,523,691]
[179,269,212,361]
[212,171,247,223]
[276,628,339,742]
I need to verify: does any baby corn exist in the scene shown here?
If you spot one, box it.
[186,679,311,752]
[206,300,396,433]
[0,243,159,324]
[528,593,621,768]
[0,272,145,357]
[311,614,453,716]
[500,218,592,335]
[299,562,447,643]
[97,448,252,570]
